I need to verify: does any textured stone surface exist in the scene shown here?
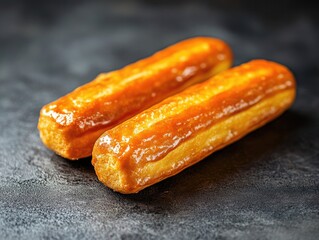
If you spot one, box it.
[0,1,318,239]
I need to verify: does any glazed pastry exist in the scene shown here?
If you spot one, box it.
[38,37,232,159]
[92,60,296,194]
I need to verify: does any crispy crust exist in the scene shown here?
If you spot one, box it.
[92,60,296,194]
[38,37,233,159]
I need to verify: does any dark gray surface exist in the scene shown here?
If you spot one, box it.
[0,1,319,239]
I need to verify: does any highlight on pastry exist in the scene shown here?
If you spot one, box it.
[92,60,296,194]
[38,37,233,160]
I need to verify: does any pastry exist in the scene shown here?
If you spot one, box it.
[38,37,232,159]
[92,60,296,194]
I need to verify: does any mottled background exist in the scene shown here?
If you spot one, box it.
[0,0,318,239]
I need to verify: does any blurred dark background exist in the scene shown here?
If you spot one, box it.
[0,1,318,239]
[1,0,318,93]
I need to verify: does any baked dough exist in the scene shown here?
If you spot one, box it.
[92,60,296,194]
[38,37,232,159]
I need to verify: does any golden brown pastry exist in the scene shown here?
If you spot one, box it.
[38,37,232,160]
[92,60,296,194]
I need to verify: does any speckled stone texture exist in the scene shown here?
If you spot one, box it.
[0,0,318,239]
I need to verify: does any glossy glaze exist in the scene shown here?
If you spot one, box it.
[38,37,233,159]
[92,60,296,193]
